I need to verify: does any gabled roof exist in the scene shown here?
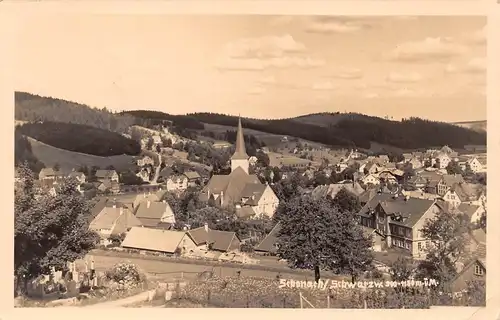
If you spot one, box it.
[312,182,365,200]
[240,183,267,205]
[471,228,486,245]
[377,197,437,227]
[254,223,281,253]
[121,227,187,253]
[39,167,56,178]
[90,206,142,233]
[183,171,201,180]
[235,206,256,219]
[68,171,85,178]
[441,174,464,187]
[358,189,404,215]
[187,227,240,252]
[135,201,175,227]
[95,170,117,178]
[457,203,481,218]
[452,183,479,202]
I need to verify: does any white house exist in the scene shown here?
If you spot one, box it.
[362,174,380,186]
[436,153,451,169]
[466,157,483,173]
[166,175,189,192]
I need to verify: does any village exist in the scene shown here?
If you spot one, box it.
[15,116,487,308]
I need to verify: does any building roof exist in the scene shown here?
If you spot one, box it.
[201,166,262,205]
[254,223,281,253]
[441,174,464,187]
[312,182,365,200]
[235,206,256,219]
[240,183,267,205]
[471,228,486,244]
[452,183,480,202]
[68,171,85,178]
[377,197,437,227]
[457,203,481,218]
[121,227,187,253]
[231,117,248,160]
[135,201,175,226]
[95,170,117,178]
[183,171,201,180]
[187,226,240,252]
[39,167,56,178]
[89,206,142,233]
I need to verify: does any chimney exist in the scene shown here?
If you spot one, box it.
[204,223,209,232]
[220,191,224,206]
[147,201,151,208]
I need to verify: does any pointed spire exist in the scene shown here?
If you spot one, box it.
[232,116,248,160]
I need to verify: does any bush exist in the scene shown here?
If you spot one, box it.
[105,262,144,288]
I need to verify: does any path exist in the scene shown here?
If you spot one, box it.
[85,290,154,308]
[151,152,162,184]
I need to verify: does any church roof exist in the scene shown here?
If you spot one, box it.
[231,117,249,160]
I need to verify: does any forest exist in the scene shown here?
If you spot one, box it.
[17,122,141,157]
[15,91,486,151]
[189,112,486,150]
[15,129,45,173]
[15,91,136,133]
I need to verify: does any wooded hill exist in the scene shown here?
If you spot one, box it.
[15,91,486,151]
[17,122,141,157]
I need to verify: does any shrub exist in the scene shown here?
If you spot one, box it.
[105,262,144,288]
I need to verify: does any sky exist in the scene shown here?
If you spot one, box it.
[13,15,486,122]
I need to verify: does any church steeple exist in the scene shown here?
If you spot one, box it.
[231,116,249,174]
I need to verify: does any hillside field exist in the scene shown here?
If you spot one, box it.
[452,120,487,133]
[27,137,139,172]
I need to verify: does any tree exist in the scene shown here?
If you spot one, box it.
[53,163,60,172]
[106,165,115,170]
[331,188,362,213]
[389,256,415,282]
[446,161,463,175]
[14,164,99,292]
[312,171,329,187]
[256,150,270,167]
[416,211,470,289]
[276,195,373,283]
[146,137,154,150]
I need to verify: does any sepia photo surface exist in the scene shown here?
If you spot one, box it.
[12,14,487,310]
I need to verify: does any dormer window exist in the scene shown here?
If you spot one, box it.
[474,264,484,276]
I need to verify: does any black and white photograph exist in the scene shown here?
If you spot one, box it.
[12,14,487,310]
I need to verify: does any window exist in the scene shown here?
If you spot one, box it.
[474,264,484,276]
[418,242,422,252]
[392,238,396,246]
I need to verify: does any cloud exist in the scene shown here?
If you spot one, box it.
[305,17,371,34]
[216,34,324,71]
[388,37,466,63]
[311,81,336,91]
[446,57,486,74]
[330,68,363,80]
[386,72,422,83]
[223,34,305,59]
[465,25,486,45]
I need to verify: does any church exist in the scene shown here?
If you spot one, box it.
[199,118,280,219]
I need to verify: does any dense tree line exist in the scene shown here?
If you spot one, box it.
[18,122,141,157]
[15,128,45,173]
[189,112,485,150]
[15,92,136,133]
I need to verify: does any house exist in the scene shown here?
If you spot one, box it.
[157,167,174,183]
[236,183,280,218]
[362,174,380,186]
[152,135,162,146]
[187,224,241,253]
[357,194,444,259]
[408,158,423,170]
[135,200,176,228]
[402,190,439,201]
[89,205,143,240]
[377,155,389,164]
[183,171,201,187]
[166,175,188,192]
[435,153,451,169]
[465,157,483,173]
[435,174,464,196]
[121,227,197,255]
[311,181,365,200]
[451,182,482,204]
[362,227,386,252]
[95,170,119,183]
[378,171,397,184]
[98,180,120,194]
[450,243,486,293]
[406,175,428,190]
[136,168,150,182]
[363,162,382,175]
[132,190,167,209]
[137,156,155,167]
[441,188,462,208]
[199,118,279,216]
[38,168,57,180]
[254,223,281,255]
[67,171,86,184]
[212,141,233,149]
[456,203,484,225]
